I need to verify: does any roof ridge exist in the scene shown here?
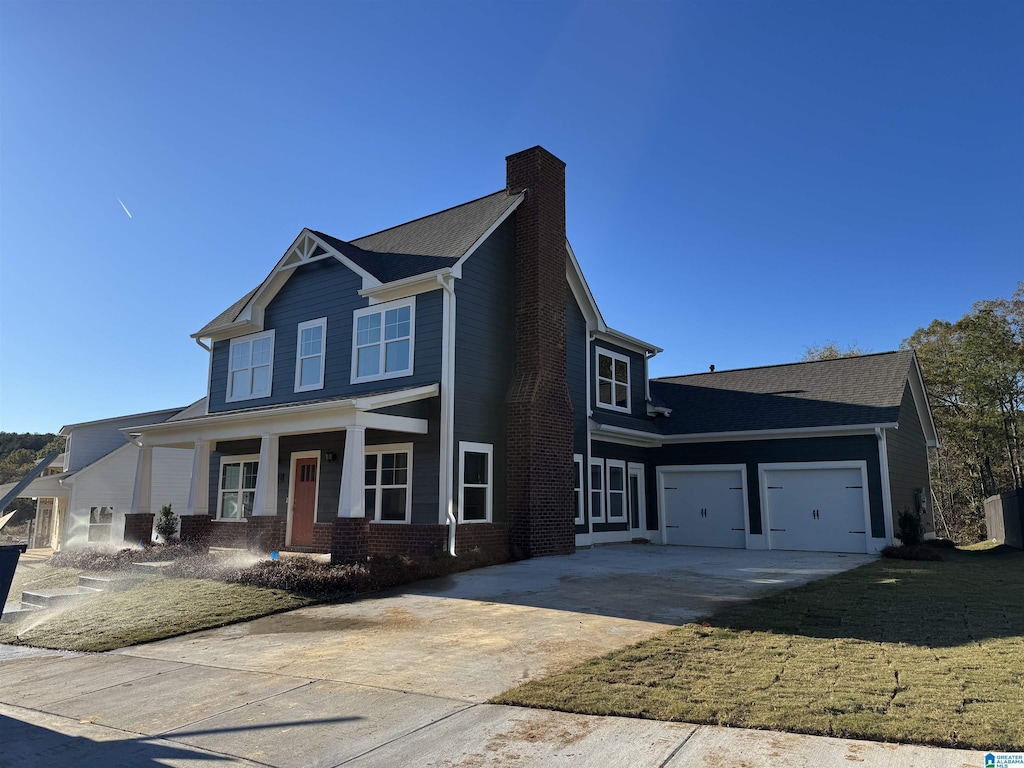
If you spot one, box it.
[653,349,909,381]
[350,189,509,245]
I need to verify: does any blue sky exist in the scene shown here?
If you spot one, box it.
[1,0,1021,434]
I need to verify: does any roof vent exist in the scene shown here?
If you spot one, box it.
[709,364,715,373]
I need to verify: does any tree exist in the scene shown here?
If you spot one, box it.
[902,282,1024,542]
[801,342,870,361]
[0,433,65,521]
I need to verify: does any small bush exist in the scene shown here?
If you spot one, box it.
[154,504,179,542]
[923,537,958,550]
[896,508,923,546]
[881,544,942,561]
[50,542,206,571]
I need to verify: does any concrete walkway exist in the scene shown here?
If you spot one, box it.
[0,546,980,766]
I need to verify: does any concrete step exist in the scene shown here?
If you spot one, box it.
[130,561,175,575]
[0,603,39,623]
[77,575,143,592]
[20,587,96,609]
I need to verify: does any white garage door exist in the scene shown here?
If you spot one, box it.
[762,464,870,553]
[660,466,747,548]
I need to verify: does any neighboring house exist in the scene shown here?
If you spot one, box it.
[8,408,194,549]
[125,146,938,560]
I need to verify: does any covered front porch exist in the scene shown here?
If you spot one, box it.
[125,385,442,558]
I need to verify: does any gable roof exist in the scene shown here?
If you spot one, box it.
[648,350,929,437]
[195,191,519,339]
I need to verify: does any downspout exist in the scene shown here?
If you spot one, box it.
[196,337,212,416]
[438,274,458,556]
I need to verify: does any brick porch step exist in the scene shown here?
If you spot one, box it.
[77,575,144,592]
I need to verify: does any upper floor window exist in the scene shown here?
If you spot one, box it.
[228,330,274,402]
[295,317,327,393]
[596,348,630,412]
[351,299,415,383]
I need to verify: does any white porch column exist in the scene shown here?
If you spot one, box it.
[252,433,279,516]
[186,440,211,516]
[130,445,154,515]
[338,426,365,518]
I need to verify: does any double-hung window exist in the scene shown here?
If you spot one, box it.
[364,444,412,523]
[218,456,259,520]
[295,317,327,392]
[227,330,274,402]
[352,299,414,383]
[573,454,584,524]
[459,442,492,522]
[589,458,605,523]
[88,506,113,542]
[606,460,627,521]
[595,348,630,412]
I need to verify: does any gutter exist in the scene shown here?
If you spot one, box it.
[438,274,458,557]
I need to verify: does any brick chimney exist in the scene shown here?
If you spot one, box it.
[505,146,575,558]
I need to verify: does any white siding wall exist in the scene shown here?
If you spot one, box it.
[63,445,193,548]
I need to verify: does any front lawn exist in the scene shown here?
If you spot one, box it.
[495,545,1024,752]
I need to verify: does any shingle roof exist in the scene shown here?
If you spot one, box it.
[195,190,518,338]
[650,350,916,435]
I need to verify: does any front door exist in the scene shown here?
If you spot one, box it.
[290,457,318,547]
[628,463,646,539]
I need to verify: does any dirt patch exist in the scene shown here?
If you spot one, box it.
[486,712,597,751]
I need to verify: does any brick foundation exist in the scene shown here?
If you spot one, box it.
[247,516,286,553]
[178,514,212,550]
[312,522,334,552]
[456,522,510,559]
[505,147,575,559]
[123,513,154,545]
[208,520,248,549]
[331,517,369,564]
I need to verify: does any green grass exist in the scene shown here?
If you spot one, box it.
[1,564,312,652]
[495,546,1024,751]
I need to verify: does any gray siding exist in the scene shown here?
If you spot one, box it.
[208,258,443,413]
[371,397,441,525]
[591,440,652,533]
[590,340,647,419]
[887,383,933,534]
[452,217,516,523]
[650,434,886,538]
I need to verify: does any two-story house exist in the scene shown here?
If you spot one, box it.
[124,146,938,561]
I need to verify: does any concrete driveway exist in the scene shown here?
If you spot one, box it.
[0,545,976,766]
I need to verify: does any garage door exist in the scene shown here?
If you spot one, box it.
[660,466,747,548]
[762,464,869,553]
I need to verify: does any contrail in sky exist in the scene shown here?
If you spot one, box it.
[117,197,133,219]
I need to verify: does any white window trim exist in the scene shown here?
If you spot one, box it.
[458,441,493,524]
[216,454,260,521]
[88,506,114,543]
[294,317,327,393]
[595,347,631,413]
[606,459,627,521]
[589,457,605,523]
[226,329,275,403]
[351,298,416,384]
[286,450,322,545]
[365,442,413,524]
[573,453,584,525]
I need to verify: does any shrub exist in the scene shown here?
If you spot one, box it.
[50,542,206,571]
[154,503,179,542]
[896,508,923,546]
[881,543,942,561]
[923,537,958,550]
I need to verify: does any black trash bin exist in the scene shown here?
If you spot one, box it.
[0,544,27,619]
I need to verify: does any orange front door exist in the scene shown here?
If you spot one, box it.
[291,458,318,546]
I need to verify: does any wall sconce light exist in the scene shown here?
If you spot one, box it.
[324,451,337,462]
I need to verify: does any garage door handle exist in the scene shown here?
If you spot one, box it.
[666,525,680,528]
[731,528,745,531]
[767,486,783,490]
[770,528,785,531]
[850,530,865,534]
[665,487,678,490]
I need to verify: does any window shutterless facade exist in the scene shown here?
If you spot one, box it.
[218,455,259,520]
[589,458,605,522]
[606,459,627,521]
[227,330,275,402]
[364,444,413,523]
[573,454,584,524]
[595,347,630,412]
[459,441,493,522]
[294,317,327,392]
[351,299,415,383]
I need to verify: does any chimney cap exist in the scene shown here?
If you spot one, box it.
[709,364,715,372]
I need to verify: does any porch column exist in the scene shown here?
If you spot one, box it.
[338,426,365,517]
[252,433,279,516]
[130,445,154,515]
[186,440,211,516]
